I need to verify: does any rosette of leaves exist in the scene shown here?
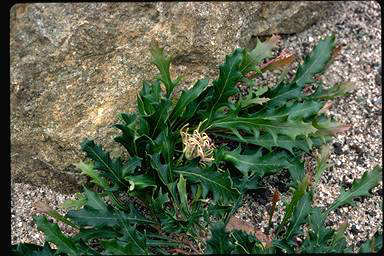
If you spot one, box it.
[12,35,380,255]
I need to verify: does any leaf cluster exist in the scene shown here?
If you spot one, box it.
[12,35,382,255]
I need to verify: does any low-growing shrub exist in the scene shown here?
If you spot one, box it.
[12,35,382,255]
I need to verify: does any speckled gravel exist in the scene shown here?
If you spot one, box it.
[11,0,381,252]
[11,181,78,246]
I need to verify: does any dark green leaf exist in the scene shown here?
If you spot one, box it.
[135,79,173,138]
[177,174,191,216]
[101,239,139,255]
[11,242,55,256]
[175,161,240,205]
[230,230,264,254]
[277,176,309,235]
[262,81,302,109]
[82,187,108,210]
[260,100,324,121]
[213,132,328,155]
[137,80,161,116]
[216,147,303,179]
[66,188,154,228]
[124,174,157,191]
[284,192,312,240]
[121,156,142,177]
[271,239,295,254]
[148,98,172,138]
[116,212,148,255]
[208,111,317,144]
[205,222,234,254]
[292,35,336,88]
[203,48,244,128]
[113,113,137,156]
[72,227,120,242]
[146,233,182,248]
[237,86,269,108]
[170,79,209,122]
[33,215,79,256]
[81,139,134,189]
[150,187,170,213]
[300,207,334,253]
[150,128,175,185]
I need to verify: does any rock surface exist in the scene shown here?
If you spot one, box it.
[10,2,337,193]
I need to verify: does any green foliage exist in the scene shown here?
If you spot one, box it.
[275,166,382,254]
[14,35,382,255]
[11,242,55,256]
[323,166,382,217]
[205,222,234,254]
[33,215,94,256]
[292,35,335,88]
[175,161,240,205]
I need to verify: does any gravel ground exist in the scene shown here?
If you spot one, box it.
[11,1,382,253]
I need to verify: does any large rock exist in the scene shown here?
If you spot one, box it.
[10,2,338,193]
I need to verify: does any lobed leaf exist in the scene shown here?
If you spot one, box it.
[309,81,356,100]
[323,166,382,217]
[116,212,148,255]
[203,48,244,127]
[149,44,180,97]
[33,215,79,256]
[216,147,303,180]
[72,227,120,242]
[237,86,269,108]
[292,35,336,88]
[174,160,240,205]
[124,174,157,191]
[313,145,331,186]
[208,111,318,144]
[261,51,295,72]
[81,139,141,189]
[66,188,155,229]
[230,230,265,254]
[74,161,109,190]
[205,222,234,254]
[11,242,55,256]
[61,193,87,211]
[213,132,329,155]
[240,35,280,75]
[113,113,138,156]
[300,207,334,253]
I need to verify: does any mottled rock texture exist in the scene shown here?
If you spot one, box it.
[10,2,337,193]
